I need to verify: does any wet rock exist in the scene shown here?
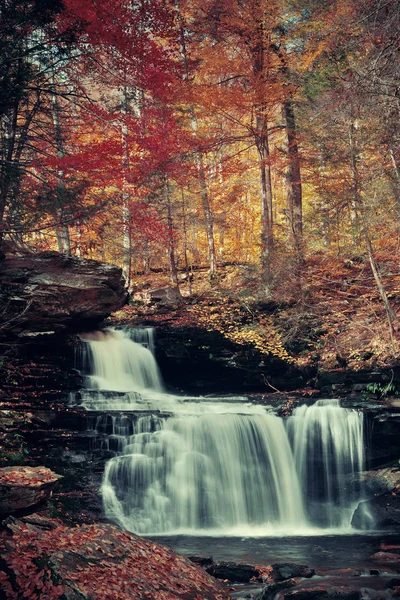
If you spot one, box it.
[0,520,230,599]
[371,551,400,563]
[352,491,400,529]
[187,554,214,567]
[0,466,62,514]
[256,578,297,599]
[0,251,127,336]
[386,578,400,589]
[281,588,361,600]
[357,467,400,495]
[270,563,315,581]
[206,561,259,583]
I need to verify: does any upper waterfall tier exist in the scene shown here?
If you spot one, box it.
[73,328,164,408]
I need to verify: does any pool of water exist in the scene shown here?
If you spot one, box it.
[147,533,400,570]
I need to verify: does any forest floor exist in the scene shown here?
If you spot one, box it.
[109,245,400,377]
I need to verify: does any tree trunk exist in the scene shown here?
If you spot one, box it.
[51,88,71,255]
[251,17,273,291]
[181,187,193,295]
[121,87,132,287]
[165,177,179,285]
[255,115,273,288]
[362,207,398,354]
[197,153,217,278]
[283,98,303,258]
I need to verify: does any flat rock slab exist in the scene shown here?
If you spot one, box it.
[0,251,127,335]
[0,466,62,514]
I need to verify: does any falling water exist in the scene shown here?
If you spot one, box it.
[101,410,306,534]
[287,400,368,528]
[71,328,164,410]
[74,327,372,535]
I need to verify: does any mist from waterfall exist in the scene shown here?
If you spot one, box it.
[73,327,372,536]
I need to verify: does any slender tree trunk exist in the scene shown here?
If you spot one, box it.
[197,152,217,278]
[362,206,398,353]
[143,238,150,274]
[255,115,273,287]
[283,98,303,258]
[251,19,273,291]
[51,91,71,255]
[121,87,131,287]
[181,187,193,295]
[0,92,20,247]
[165,177,179,285]
[52,212,64,253]
[348,122,362,247]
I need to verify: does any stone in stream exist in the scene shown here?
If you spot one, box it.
[352,492,400,530]
[206,560,260,583]
[270,563,315,581]
[277,589,361,600]
[255,578,297,600]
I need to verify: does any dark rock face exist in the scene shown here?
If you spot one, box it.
[0,251,127,336]
[206,560,259,583]
[153,325,304,393]
[369,415,400,466]
[0,466,62,514]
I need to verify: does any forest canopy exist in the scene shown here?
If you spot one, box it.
[1,0,399,310]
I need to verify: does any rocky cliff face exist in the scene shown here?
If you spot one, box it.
[0,250,127,337]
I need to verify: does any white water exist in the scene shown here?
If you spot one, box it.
[73,327,372,535]
[287,400,369,529]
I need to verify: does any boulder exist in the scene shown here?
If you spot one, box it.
[352,491,400,529]
[0,251,127,335]
[371,551,400,563]
[206,560,259,583]
[275,587,361,600]
[142,285,182,308]
[0,520,230,600]
[270,563,315,581]
[0,466,62,514]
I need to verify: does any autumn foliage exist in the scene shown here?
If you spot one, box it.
[1,0,400,354]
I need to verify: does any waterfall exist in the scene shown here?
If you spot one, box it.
[71,328,164,410]
[287,400,367,528]
[101,410,306,534]
[74,327,371,535]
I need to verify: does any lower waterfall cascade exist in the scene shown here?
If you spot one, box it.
[72,327,372,535]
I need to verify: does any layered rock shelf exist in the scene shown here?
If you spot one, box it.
[0,250,127,337]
